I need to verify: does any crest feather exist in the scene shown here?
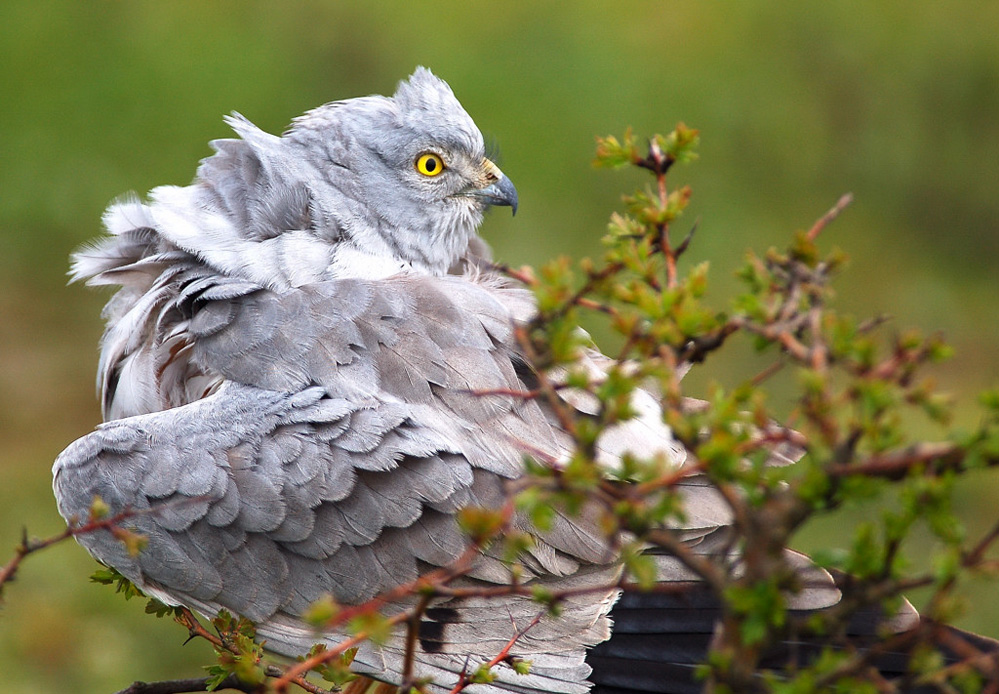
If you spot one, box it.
[393,66,460,114]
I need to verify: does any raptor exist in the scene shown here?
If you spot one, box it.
[52,69,993,694]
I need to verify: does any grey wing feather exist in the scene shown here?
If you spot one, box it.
[52,375,623,694]
[53,265,770,694]
[55,367,594,607]
[54,382,468,607]
[56,86,852,694]
[64,195,740,694]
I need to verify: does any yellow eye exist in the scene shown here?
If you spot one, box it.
[415,153,445,177]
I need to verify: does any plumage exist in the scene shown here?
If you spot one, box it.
[51,67,955,694]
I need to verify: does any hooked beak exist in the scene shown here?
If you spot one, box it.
[471,158,519,215]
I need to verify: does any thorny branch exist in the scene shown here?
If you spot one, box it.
[0,525,75,598]
[1,504,155,599]
[446,612,544,694]
[112,675,261,694]
[272,544,489,692]
[828,441,999,480]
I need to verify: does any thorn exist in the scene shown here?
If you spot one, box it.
[675,218,700,256]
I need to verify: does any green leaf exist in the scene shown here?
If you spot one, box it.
[88,495,110,520]
[512,658,532,675]
[724,581,786,646]
[90,566,145,600]
[203,664,230,691]
[347,611,393,645]
[515,486,556,532]
[144,598,179,618]
[456,505,507,545]
[303,594,340,627]
[593,129,637,169]
[623,547,657,589]
[304,645,359,686]
[656,123,700,164]
[110,526,148,557]
[89,567,116,586]
[471,662,498,684]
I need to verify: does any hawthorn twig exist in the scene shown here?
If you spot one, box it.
[273,612,411,694]
[965,517,999,567]
[675,322,740,364]
[828,441,998,479]
[400,592,436,689]
[807,192,854,241]
[926,626,999,687]
[1,506,149,599]
[647,137,680,290]
[112,675,258,694]
[272,525,512,692]
[463,386,541,400]
[447,611,544,694]
[644,528,728,594]
[750,359,787,387]
[490,262,537,288]
[512,324,579,439]
[174,608,224,649]
[0,526,72,598]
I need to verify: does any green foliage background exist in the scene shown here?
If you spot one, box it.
[1,2,997,692]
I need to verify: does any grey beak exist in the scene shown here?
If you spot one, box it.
[472,158,518,215]
[477,175,519,215]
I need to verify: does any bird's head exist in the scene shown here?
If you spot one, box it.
[284,67,517,275]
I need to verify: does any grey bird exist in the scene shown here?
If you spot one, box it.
[54,69,967,694]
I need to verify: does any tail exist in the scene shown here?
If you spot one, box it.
[586,584,999,694]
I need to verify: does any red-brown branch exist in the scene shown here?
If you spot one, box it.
[1,506,150,598]
[828,441,997,480]
[112,675,259,694]
[807,192,854,241]
[273,515,517,693]
[447,612,545,694]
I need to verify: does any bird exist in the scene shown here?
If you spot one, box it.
[52,68,994,694]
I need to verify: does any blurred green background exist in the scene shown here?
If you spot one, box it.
[2,2,998,692]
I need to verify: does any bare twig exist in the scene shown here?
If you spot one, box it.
[1,506,148,599]
[490,262,538,288]
[828,441,997,479]
[512,324,579,439]
[446,611,544,694]
[400,592,436,688]
[749,359,787,387]
[272,534,501,692]
[0,526,71,598]
[965,517,999,567]
[462,386,541,400]
[113,675,259,694]
[806,192,854,241]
